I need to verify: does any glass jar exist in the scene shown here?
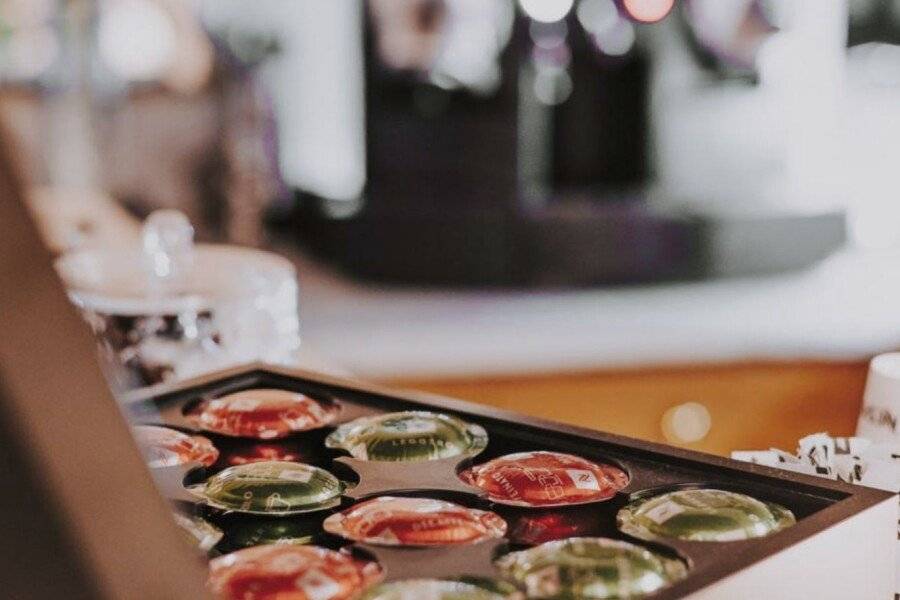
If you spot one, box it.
[55,209,300,392]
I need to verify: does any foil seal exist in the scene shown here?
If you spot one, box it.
[189,460,344,516]
[323,496,506,547]
[617,488,796,543]
[133,425,219,468]
[222,517,320,551]
[173,512,224,553]
[188,389,339,439]
[222,442,309,467]
[209,544,383,600]
[460,451,628,507]
[496,537,686,599]
[503,507,603,545]
[361,579,519,600]
[325,411,488,463]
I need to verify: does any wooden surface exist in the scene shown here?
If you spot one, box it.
[387,360,869,456]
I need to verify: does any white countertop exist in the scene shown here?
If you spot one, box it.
[34,187,899,380]
[295,249,900,379]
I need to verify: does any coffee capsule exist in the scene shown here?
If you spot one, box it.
[617,488,796,543]
[188,389,338,439]
[209,544,383,600]
[133,425,219,468]
[325,411,488,463]
[323,496,506,547]
[460,451,628,507]
[189,461,344,516]
[223,517,320,550]
[361,579,517,600]
[503,507,602,545]
[496,537,686,599]
[173,512,224,553]
[223,443,308,467]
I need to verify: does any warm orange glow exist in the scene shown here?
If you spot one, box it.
[621,0,675,23]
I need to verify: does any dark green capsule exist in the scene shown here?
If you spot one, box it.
[495,537,687,599]
[222,517,319,550]
[189,460,343,516]
[326,411,488,463]
[617,488,796,543]
[361,579,516,600]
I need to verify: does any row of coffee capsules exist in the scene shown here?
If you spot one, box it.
[136,388,797,599]
[204,538,688,600]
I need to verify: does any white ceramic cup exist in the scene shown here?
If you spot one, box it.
[856,353,900,443]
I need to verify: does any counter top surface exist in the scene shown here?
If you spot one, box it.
[294,249,900,379]
[34,188,898,380]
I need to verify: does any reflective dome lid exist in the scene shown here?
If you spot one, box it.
[55,210,295,314]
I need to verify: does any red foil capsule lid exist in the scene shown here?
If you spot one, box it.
[224,443,306,467]
[189,389,339,439]
[505,508,603,545]
[323,496,507,547]
[208,544,383,600]
[133,425,219,468]
[460,451,629,508]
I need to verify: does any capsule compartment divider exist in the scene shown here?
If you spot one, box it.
[124,363,895,600]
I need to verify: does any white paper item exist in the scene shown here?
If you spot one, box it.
[733,431,900,594]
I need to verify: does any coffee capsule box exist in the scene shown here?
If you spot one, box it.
[126,364,897,599]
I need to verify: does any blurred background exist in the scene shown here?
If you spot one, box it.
[4,0,900,455]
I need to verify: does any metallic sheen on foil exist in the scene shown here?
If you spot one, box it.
[189,388,338,439]
[496,537,686,599]
[326,411,488,462]
[190,460,344,516]
[460,451,628,507]
[617,488,796,543]
[323,496,506,547]
[133,425,219,468]
[208,544,383,600]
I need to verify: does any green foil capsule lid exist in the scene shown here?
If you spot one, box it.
[361,579,513,600]
[325,411,488,463]
[189,460,344,516]
[222,517,319,550]
[495,537,687,600]
[617,488,796,543]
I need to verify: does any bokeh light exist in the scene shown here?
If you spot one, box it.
[97,0,176,82]
[620,0,675,24]
[519,0,575,23]
[577,0,621,35]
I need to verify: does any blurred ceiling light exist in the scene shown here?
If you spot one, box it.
[577,0,621,34]
[519,0,575,23]
[593,19,635,55]
[429,0,514,95]
[97,0,176,82]
[619,0,675,23]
